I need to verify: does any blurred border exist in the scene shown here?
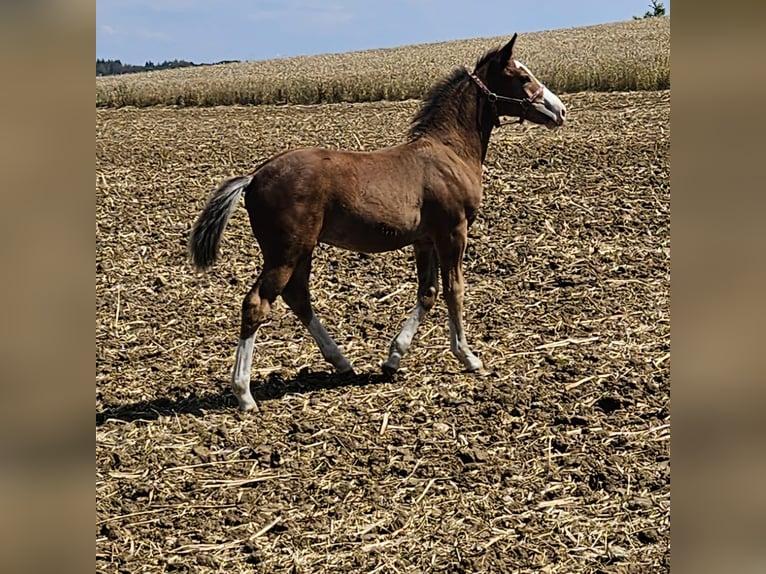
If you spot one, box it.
[0,1,93,573]
[3,0,764,572]
[672,1,766,573]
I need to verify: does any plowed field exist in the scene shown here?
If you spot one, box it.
[97,90,669,573]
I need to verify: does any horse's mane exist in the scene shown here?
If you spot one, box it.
[407,46,502,140]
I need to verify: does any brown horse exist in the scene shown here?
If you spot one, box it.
[190,34,566,411]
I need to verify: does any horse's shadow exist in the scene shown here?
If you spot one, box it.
[96,369,390,426]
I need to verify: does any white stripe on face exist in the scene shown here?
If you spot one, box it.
[514,60,543,95]
[514,59,566,125]
[542,86,566,118]
[514,60,537,81]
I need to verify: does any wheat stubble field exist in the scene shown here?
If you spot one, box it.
[97,20,669,574]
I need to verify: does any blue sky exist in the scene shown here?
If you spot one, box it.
[96,0,670,64]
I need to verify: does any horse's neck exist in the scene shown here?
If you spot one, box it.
[472,80,497,162]
[434,83,494,165]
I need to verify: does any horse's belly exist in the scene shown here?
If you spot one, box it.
[319,212,422,253]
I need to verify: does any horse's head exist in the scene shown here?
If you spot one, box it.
[474,34,566,130]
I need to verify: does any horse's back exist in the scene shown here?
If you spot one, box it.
[245,145,429,253]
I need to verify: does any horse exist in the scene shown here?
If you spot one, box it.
[189,34,567,411]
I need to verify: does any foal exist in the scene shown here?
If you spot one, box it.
[190,34,566,410]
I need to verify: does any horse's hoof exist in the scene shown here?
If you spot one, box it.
[336,362,355,376]
[464,357,483,372]
[380,361,399,378]
[237,397,258,412]
[382,350,403,372]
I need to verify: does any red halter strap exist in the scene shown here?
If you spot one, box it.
[469,72,545,126]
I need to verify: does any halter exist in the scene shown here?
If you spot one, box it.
[469,72,545,127]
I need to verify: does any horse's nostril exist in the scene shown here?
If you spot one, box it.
[560,108,566,118]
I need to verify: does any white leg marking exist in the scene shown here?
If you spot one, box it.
[448,318,483,372]
[383,303,427,372]
[307,314,353,373]
[232,334,257,411]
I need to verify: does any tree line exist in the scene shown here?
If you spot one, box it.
[96,58,239,76]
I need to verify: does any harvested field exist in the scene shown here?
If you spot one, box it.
[96,90,669,573]
[96,17,669,107]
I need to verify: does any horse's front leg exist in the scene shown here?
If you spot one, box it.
[382,241,438,374]
[436,223,483,372]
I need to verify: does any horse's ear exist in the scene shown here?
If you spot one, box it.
[498,33,518,64]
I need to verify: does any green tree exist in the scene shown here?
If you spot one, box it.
[634,1,665,19]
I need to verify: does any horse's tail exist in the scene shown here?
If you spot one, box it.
[188,174,253,271]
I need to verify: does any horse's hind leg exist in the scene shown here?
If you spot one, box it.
[232,263,294,411]
[281,255,353,374]
[382,241,439,374]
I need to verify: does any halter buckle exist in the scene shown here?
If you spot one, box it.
[469,71,544,127]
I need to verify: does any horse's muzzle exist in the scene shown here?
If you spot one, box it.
[533,101,566,129]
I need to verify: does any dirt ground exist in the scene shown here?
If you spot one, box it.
[96,90,669,573]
